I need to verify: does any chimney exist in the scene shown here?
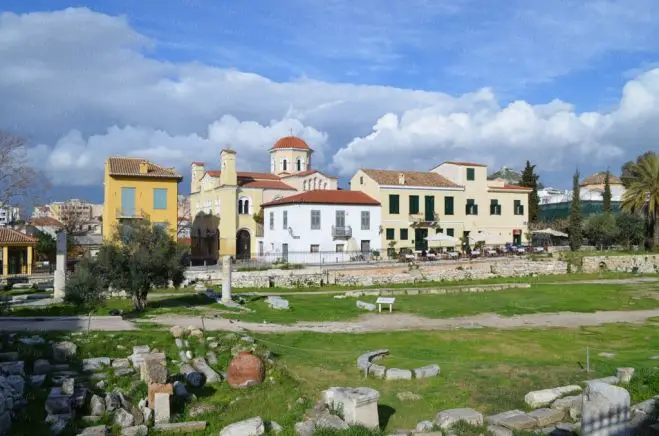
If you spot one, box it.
[219,149,237,186]
[398,172,405,185]
[139,160,149,175]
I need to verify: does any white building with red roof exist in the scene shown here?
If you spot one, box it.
[261,190,381,264]
[189,136,337,261]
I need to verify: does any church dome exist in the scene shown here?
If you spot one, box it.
[271,136,311,151]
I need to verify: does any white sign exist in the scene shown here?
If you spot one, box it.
[376,297,395,304]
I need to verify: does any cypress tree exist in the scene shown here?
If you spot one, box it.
[520,161,540,223]
[569,169,582,251]
[602,170,612,214]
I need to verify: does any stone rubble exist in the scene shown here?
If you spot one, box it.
[265,296,290,310]
[219,416,265,436]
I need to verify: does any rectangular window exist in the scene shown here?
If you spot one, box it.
[269,212,274,230]
[120,187,136,217]
[361,211,370,230]
[385,228,395,240]
[514,200,525,216]
[466,199,478,215]
[444,196,454,215]
[490,199,501,215]
[335,210,346,228]
[424,195,435,221]
[311,210,321,229]
[310,244,320,253]
[153,188,167,210]
[336,244,345,252]
[389,194,400,214]
[446,228,454,237]
[466,168,475,181]
[400,229,408,240]
[283,210,288,229]
[409,195,419,214]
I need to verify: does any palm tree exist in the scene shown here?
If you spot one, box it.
[621,152,659,248]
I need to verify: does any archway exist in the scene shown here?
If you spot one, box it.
[236,229,251,260]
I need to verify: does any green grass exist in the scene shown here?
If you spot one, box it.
[6,322,659,434]
[222,283,659,324]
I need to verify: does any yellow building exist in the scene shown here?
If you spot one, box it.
[0,228,36,277]
[189,136,338,261]
[350,161,531,256]
[102,157,183,239]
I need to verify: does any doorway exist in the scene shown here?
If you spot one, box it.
[414,228,428,251]
[236,229,251,260]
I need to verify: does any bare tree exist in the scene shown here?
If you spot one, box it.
[58,201,90,235]
[0,131,48,207]
[177,195,191,239]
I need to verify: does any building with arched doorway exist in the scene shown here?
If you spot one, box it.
[189,136,338,262]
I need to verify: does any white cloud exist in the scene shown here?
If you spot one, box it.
[2,7,659,191]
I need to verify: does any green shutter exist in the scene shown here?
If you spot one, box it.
[400,229,408,240]
[424,196,435,221]
[389,195,400,214]
[444,196,454,215]
[446,228,454,237]
[409,195,419,214]
[467,168,475,181]
[386,228,395,240]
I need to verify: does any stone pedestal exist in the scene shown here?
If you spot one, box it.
[221,256,232,303]
[581,382,630,436]
[53,232,67,299]
[322,387,380,428]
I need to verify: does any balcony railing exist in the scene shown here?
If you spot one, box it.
[409,212,439,226]
[332,225,352,238]
[115,209,144,219]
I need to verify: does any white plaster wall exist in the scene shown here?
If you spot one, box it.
[262,203,382,264]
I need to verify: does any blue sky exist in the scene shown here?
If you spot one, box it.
[2,0,659,205]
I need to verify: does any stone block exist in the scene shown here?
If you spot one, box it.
[497,413,537,431]
[586,376,619,385]
[322,387,380,428]
[82,357,111,373]
[170,326,184,338]
[141,359,167,384]
[105,392,121,412]
[385,368,412,380]
[90,394,105,416]
[356,300,376,311]
[528,408,565,427]
[434,408,483,429]
[30,374,46,388]
[153,393,171,424]
[220,416,265,436]
[52,342,77,362]
[191,357,221,384]
[78,425,108,435]
[45,396,72,415]
[133,345,150,355]
[368,364,386,378]
[153,421,207,432]
[551,395,582,420]
[413,364,440,378]
[120,425,147,436]
[148,383,173,407]
[416,420,434,432]
[0,361,24,376]
[114,408,134,428]
[33,359,52,375]
[581,382,630,436]
[265,296,290,310]
[294,420,315,436]
[316,413,349,430]
[487,410,526,426]
[61,378,74,396]
[616,367,634,384]
[0,352,18,362]
[487,425,513,436]
[112,359,130,369]
[524,385,582,408]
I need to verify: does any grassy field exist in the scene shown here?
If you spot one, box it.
[7,323,659,435]
[220,282,659,324]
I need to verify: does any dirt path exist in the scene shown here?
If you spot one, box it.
[146,308,659,334]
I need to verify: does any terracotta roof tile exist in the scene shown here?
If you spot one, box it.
[203,171,295,190]
[361,169,460,188]
[107,157,183,180]
[30,217,64,228]
[281,169,338,179]
[0,228,37,245]
[271,136,312,151]
[489,184,533,192]
[442,161,488,167]
[263,190,380,207]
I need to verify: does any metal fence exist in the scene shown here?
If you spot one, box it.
[236,250,379,267]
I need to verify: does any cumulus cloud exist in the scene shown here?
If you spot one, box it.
[2,7,659,191]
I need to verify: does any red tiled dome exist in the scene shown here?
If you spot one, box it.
[271,136,311,151]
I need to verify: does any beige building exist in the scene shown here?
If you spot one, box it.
[189,136,337,261]
[350,161,530,256]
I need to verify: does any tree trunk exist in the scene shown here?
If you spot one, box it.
[132,291,147,312]
[654,214,659,249]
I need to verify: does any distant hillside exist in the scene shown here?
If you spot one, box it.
[488,166,522,184]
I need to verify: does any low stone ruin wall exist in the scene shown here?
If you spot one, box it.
[357,349,440,381]
[582,254,659,274]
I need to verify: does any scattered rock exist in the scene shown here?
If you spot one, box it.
[434,408,483,429]
[416,420,434,432]
[112,359,131,369]
[220,416,265,436]
[368,364,386,378]
[487,410,526,427]
[78,425,108,435]
[61,378,74,396]
[527,408,565,427]
[170,326,184,338]
[115,368,135,377]
[120,425,148,436]
[356,300,376,311]
[496,413,537,431]
[322,387,380,428]
[173,381,188,398]
[90,394,106,416]
[616,367,635,384]
[105,392,122,412]
[0,352,18,362]
[45,394,72,415]
[114,408,135,428]
[385,368,412,380]
[34,359,52,375]
[598,352,616,359]
[413,364,440,379]
[154,422,207,432]
[265,296,290,310]
[317,413,349,430]
[0,361,24,376]
[185,350,193,360]
[142,407,153,425]
[188,403,217,417]
[206,352,218,365]
[487,425,513,436]
[82,357,111,373]
[153,392,171,424]
[19,335,45,345]
[191,357,222,383]
[397,392,422,401]
[174,339,185,349]
[268,421,283,434]
[141,359,167,384]
[585,376,619,385]
[550,395,582,420]
[524,385,582,408]
[52,342,77,362]
[294,420,315,436]
[189,329,204,338]
[30,374,46,388]
[208,342,219,349]
[240,336,255,344]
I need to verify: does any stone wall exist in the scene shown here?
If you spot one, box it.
[582,254,659,274]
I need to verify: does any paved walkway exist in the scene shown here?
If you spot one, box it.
[0,316,135,331]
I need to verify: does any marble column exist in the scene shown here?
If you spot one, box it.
[221,255,232,303]
[53,231,67,298]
